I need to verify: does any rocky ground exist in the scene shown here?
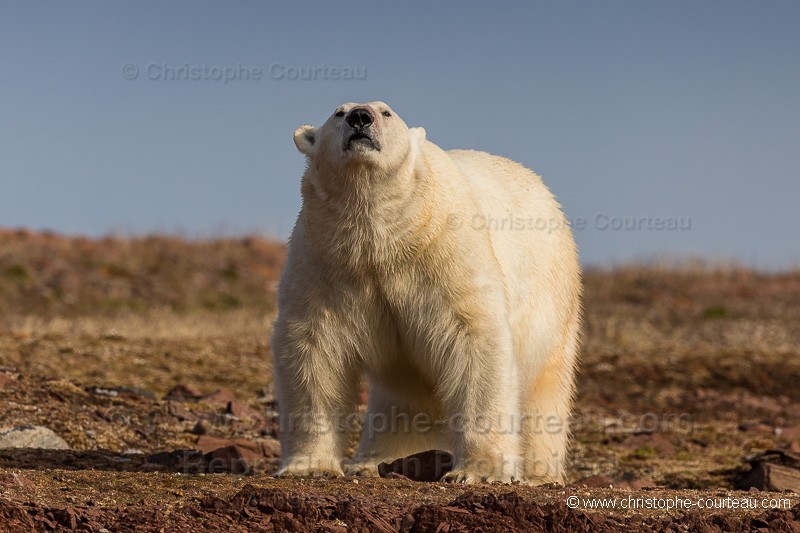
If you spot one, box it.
[1,229,799,531]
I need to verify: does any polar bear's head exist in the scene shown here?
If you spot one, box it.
[293,102,426,177]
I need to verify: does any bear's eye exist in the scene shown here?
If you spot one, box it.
[334,110,345,117]
[382,111,391,117]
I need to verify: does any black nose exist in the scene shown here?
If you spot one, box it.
[346,107,374,129]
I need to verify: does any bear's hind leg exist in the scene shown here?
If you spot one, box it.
[520,319,580,485]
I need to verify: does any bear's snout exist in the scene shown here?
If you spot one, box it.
[346,107,374,129]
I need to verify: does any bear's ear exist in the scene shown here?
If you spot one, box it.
[409,127,426,153]
[293,125,317,156]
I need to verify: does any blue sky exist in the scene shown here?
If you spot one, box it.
[1,2,799,268]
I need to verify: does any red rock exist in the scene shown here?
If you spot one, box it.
[206,445,257,475]
[196,435,280,474]
[167,401,197,422]
[225,400,266,431]
[196,435,233,453]
[164,384,204,402]
[196,435,280,458]
[378,449,453,482]
[383,472,410,480]
[0,473,35,490]
[0,372,16,389]
[776,425,800,440]
[226,399,260,419]
[191,420,208,435]
[739,422,775,434]
[200,388,237,406]
[140,450,207,473]
[52,508,78,530]
[0,500,35,529]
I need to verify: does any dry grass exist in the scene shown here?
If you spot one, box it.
[0,228,285,319]
[2,309,273,341]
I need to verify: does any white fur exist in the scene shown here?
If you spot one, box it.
[272,101,582,484]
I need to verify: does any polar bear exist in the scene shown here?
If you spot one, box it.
[271,101,581,484]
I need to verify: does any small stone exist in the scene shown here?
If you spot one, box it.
[88,387,119,397]
[115,387,157,400]
[0,473,35,490]
[195,435,281,474]
[196,435,280,458]
[777,425,800,440]
[164,384,204,402]
[201,388,238,406]
[738,422,774,434]
[206,445,255,475]
[167,401,197,422]
[226,400,266,430]
[192,420,208,435]
[227,399,257,418]
[140,450,206,473]
[0,426,70,450]
[378,449,453,482]
[0,372,16,389]
[384,472,410,480]
[400,513,416,530]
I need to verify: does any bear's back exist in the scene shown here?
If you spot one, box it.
[445,149,556,221]
[447,149,543,187]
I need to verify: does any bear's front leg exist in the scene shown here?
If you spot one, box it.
[271,312,360,478]
[438,323,523,484]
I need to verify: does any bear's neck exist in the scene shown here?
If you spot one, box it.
[301,153,445,267]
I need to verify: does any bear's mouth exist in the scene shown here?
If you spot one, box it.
[345,132,379,151]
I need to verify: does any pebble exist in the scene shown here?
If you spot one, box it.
[0,425,70,450]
